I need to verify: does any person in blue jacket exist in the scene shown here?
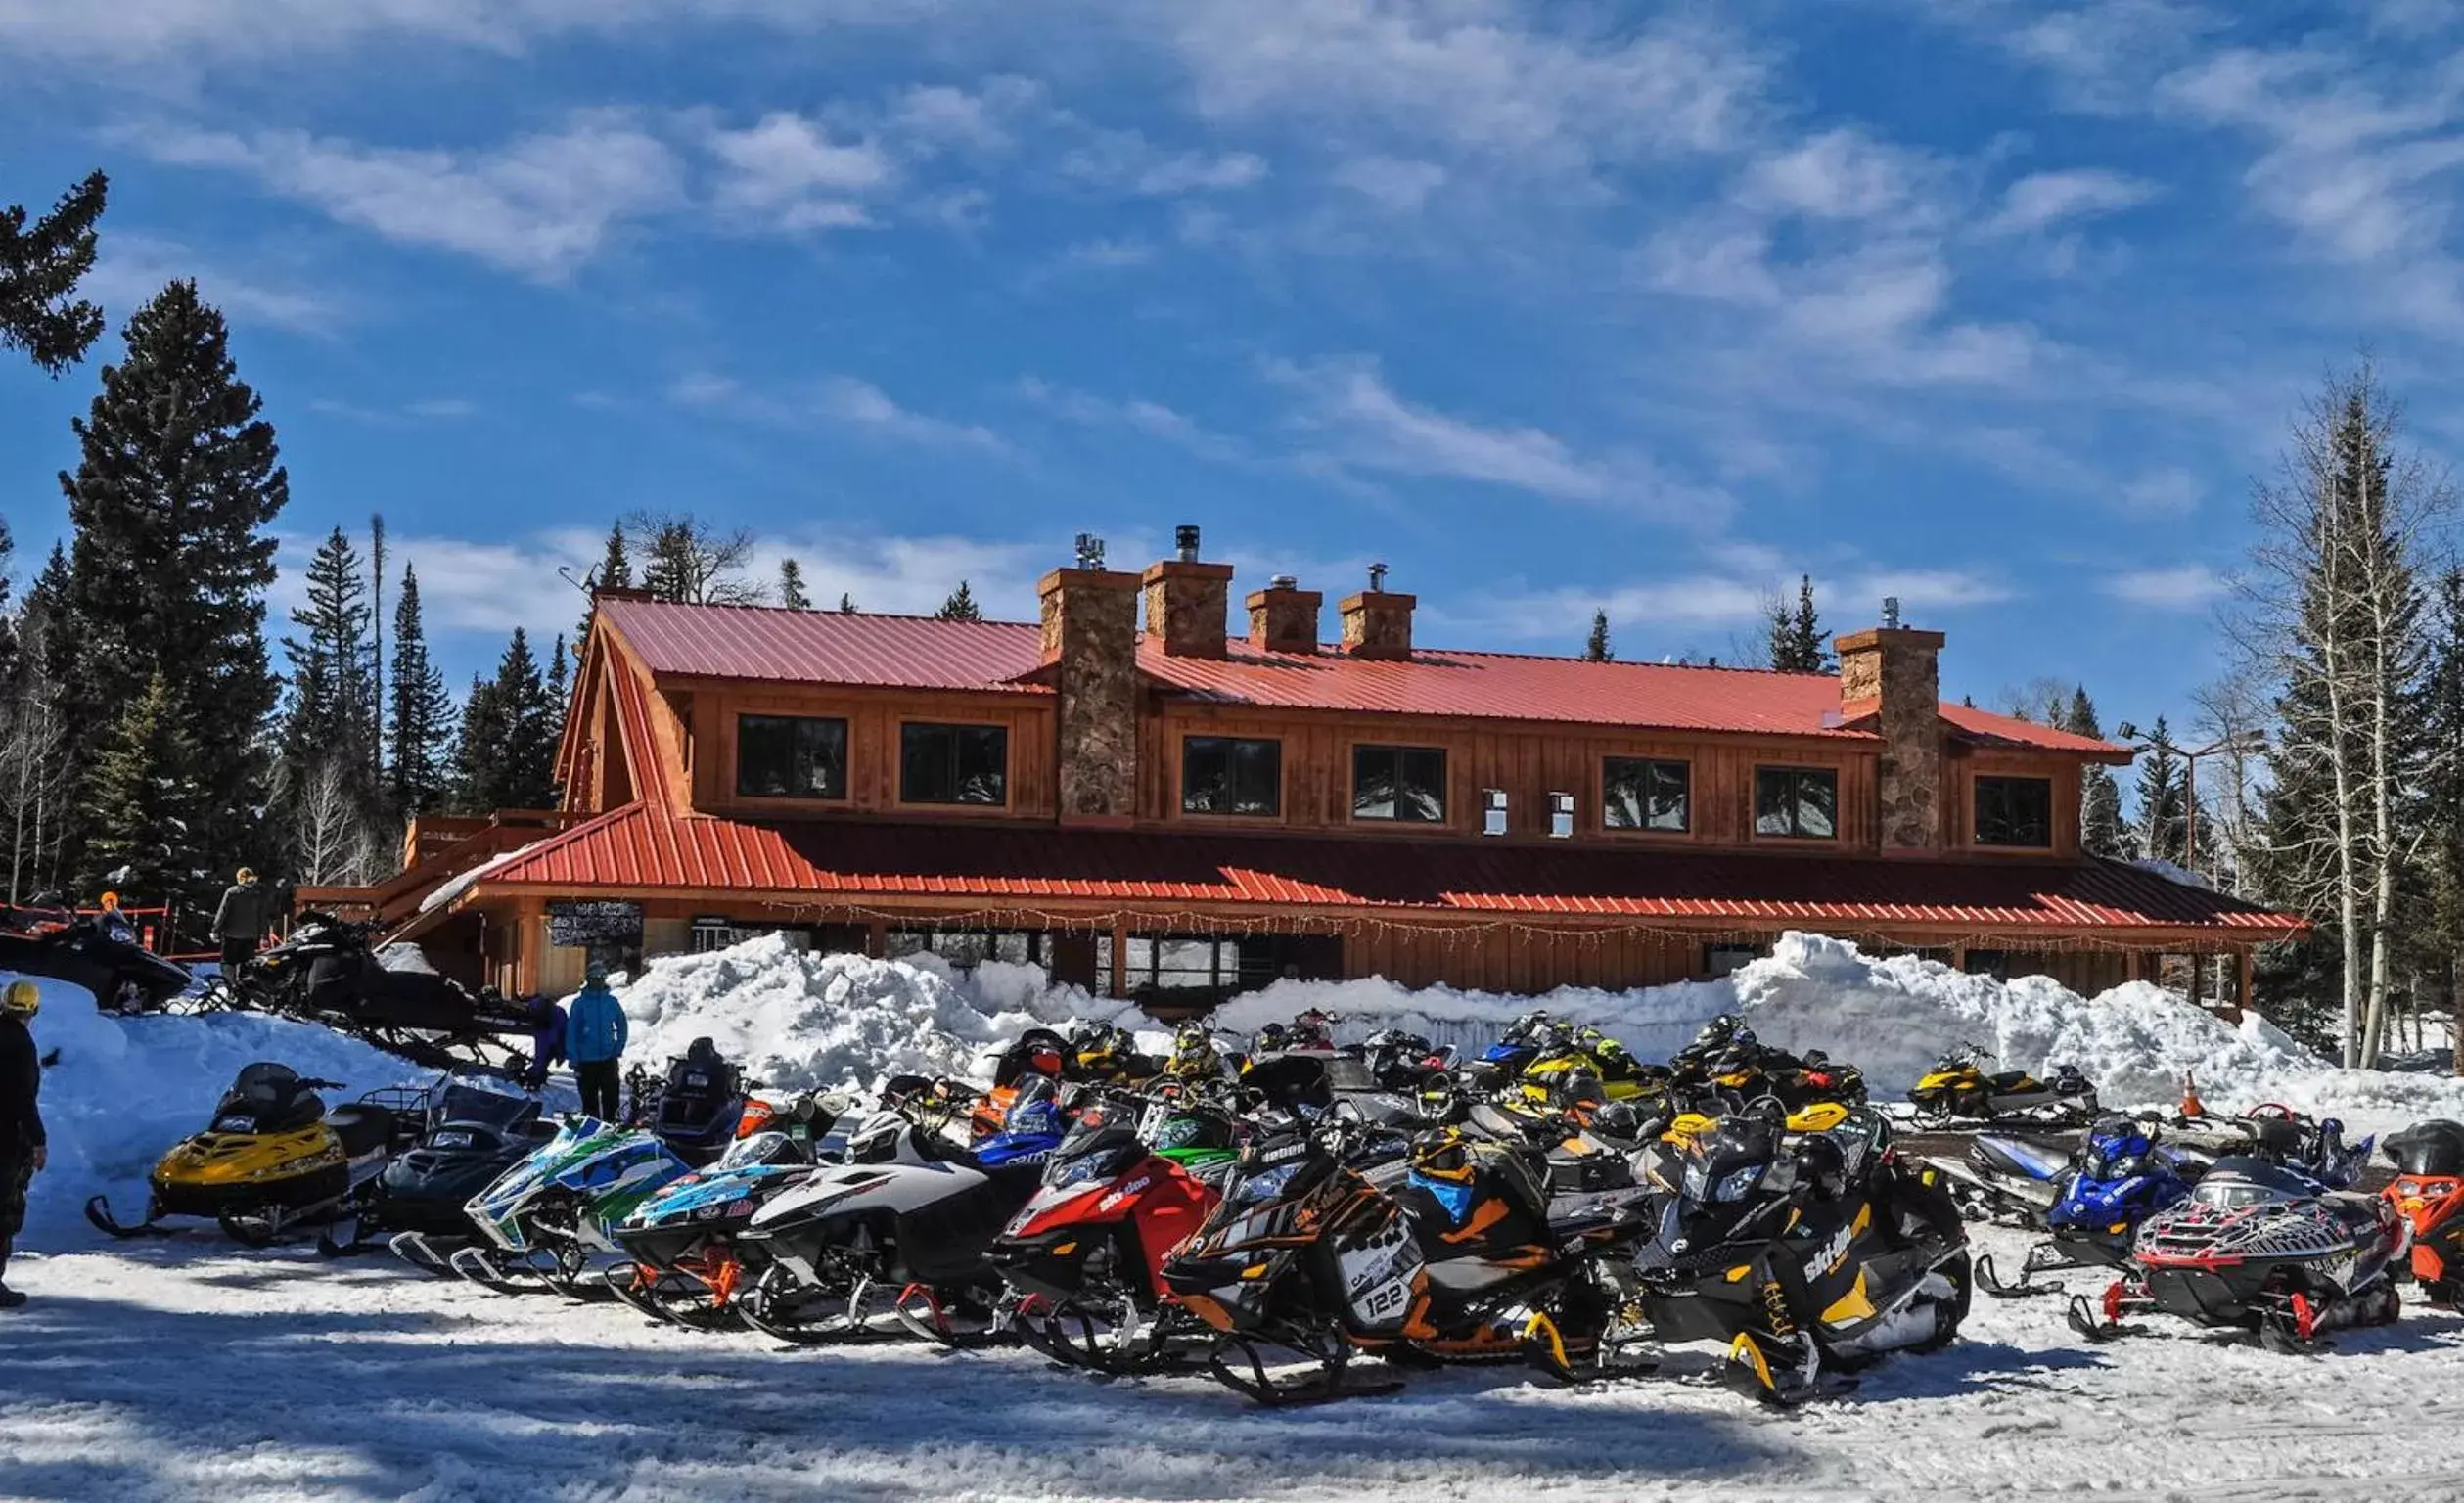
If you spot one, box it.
[567,963,629,1122]
[523,994,567,1093]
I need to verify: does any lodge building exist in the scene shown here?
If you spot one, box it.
[328,531,2306,1012]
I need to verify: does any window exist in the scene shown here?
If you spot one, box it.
[735,714,847,799]
[1182,736,1283,816]
[900,722,1008,805]
[1548,793,1575,839]
[885,930,1049,970]
[1353,745,1447,822]
[1705,942,1767,978]
[1604,758,1690,832]
[1096,935,1300,996]
[1975,776,2053,847]
[1755,766,1838,839]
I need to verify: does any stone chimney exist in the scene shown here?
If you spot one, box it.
[1338,563,1415,661]
[1247,574,1322,655]
[1039,540,1142,826]
[1141,524,1235,660]
[1835,602,1946,853]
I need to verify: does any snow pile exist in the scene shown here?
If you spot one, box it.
[0,973,420,1233]
[614,934,1162,1096]
[2127,857,2213,891]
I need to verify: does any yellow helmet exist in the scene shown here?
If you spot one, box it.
[2,979,37,1020]
[100,890,120,910]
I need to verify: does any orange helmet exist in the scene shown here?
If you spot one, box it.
[100,891,120,911]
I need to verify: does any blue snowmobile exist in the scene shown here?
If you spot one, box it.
[1976,1116,2203,1297]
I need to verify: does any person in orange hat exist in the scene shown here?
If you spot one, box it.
[94,890,135,945]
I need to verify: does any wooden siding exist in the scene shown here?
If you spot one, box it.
[1943,748,2084,859]
[686,682,1059,823]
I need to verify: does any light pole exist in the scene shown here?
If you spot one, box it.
[2113,722,2267,874]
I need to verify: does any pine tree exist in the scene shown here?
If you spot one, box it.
[59,280,285,905]
[2065,687,2133,858]
[778,558,813,610]
[82,673,205,899]
[450,630,559,811]
[447,673,504,816]
[2134,715,2188,866]
[276,528,381,881]
[2418,568,2464,1070]
[542,632,570,797]
[579,523,631,648]
[839,593,858,615]
[2,170,108,375]
[368,512,386,779]
[1767,575,1828,672]
[1582,610,1612,661]
[635,512,758,605]
[936,580,982,621]
[386,565,454,818]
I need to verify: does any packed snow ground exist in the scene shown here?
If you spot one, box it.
[4,1225,2462,1503]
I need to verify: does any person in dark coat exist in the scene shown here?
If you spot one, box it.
[524,994,568,1093]
[211,868,271,976]
[0,979,46,1309]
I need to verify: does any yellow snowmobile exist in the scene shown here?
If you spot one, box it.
[86,1062,420,1245]
[1516,1025,1659,1108]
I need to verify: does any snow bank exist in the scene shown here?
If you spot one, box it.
[614,934,1163,1097]
[0,973,422,1234]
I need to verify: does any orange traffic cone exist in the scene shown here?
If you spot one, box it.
[2179,1070,2205,1119]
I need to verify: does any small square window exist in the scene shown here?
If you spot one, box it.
[1755,766,1838,839]
[1549,792,1575,839]
[1353,745,1447,822]
[1482,789,1508,837]
[1604,758,1689,832]
[1182,737,1283,816]
[736,715,847,799]
[1975,776,2053,847]
[901,723,1008,805]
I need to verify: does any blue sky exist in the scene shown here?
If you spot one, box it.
[4,0,2461,729]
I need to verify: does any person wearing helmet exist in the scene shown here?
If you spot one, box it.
[0,979,45,1308]
[211,867,272,976]
[93,891,136,945]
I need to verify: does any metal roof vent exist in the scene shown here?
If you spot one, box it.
[1174,524,1202,563]
[1074,532,1107,570]
[1368,562,1390,593]
[1882,595,1902,630]
[1269,573,1298,591]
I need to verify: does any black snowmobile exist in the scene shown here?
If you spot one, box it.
[1630,1112,1972,1405]
[320,1079,559,1269]
[646,1038,752,1166]
[227,911,535,1074]
[0,899,193,1013]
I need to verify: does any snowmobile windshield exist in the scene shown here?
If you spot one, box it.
[2081,1123,2157,1182]
[435,1084,537,1131]
[1679,1122,1779,1206]
[217,1063,321,1132]
[718,1129,803,1170]
[2192,1157,2318,1208]
[1047,1124,1143,1188]
[1152,1110,1232,1155]
[2389,1121,2464,1178]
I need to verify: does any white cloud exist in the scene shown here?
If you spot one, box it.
[1060,128,1268,196]
[1985,167,2161,234]
[1737,128,1933,222]
[1450,561,2007,646]
[2104,562,2227,609]
[815,377,1011,454]
[1017,376,1244,460]
[119,114,685,281]
[79,232,343,334]
[1330,155,1447,213]
[2119,466,2202,514]
[700,112,895,232]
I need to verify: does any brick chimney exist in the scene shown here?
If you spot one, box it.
[1141,524,1235,660]
[1338,563,1414,661]
[1835,600,1946,853]
[1039,535,1142,826]
[1247,574,1322,655]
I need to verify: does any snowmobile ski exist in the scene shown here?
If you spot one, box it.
[1205,1337,1405,1407]
[388,1231,458,1276]
[1975,1250,2067,1299]
[83,1195,175,1239]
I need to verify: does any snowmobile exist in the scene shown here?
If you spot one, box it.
[1973,1116,2202,1297]
[2070,1155,2406,1349]
[607,1121,829,1327]
[1928,1133,2077,1226]
[2383,1120,2464,1307]
[1065,1020,1155,1082]
[1518,1025,1660,1109]
[320,1077,557,1267]
[86,1063,425,1244]
[1161,1120,1657,1404]
[1630,1113,1972,1405]
[0,901,193,1013]
[1906,1045,2097,1125]
[1461,1009,1561,1091]
[645,1038,752,1166]
[225,911,535,1075]
[450,1115,698,1296]
[964,1027,1070,1137]
[988,1091,1232,1372]
[732,1078,1070,1344]
[1361,1029,1456,1093]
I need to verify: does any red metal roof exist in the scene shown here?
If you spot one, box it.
[595,598,2124,752]
[478,802,2304,935]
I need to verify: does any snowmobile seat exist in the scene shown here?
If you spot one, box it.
[1971,1135,2071,1182]
[326,1103,398,1157]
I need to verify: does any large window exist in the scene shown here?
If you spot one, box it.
[900,722,1008,805]
[1975,776,2053,847]
[1604,757,1690,832]
[736,714,847,799]
[1755,766,1838,839]
[1182,736,1283,817]
[1352,745,1447,822]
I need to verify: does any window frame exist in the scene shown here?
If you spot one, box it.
[1753,764,1841,842]
[1601,756,1692,835]
[1349,743,1450,825]
[1972,774,2055,849]
[733,713,850,802]
[896,720,1012,808]
[1179,734,1285,819]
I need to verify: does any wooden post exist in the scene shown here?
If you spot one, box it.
[2238,949,2255,1014]
[1949,944,1968,974]
[864,920,887,959]
[1110,917,1129,999]
[2189,948,2205,1009]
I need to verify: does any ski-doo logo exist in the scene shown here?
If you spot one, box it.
[1803,1219,1856,1276]
[1098,1175,1153,1214]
